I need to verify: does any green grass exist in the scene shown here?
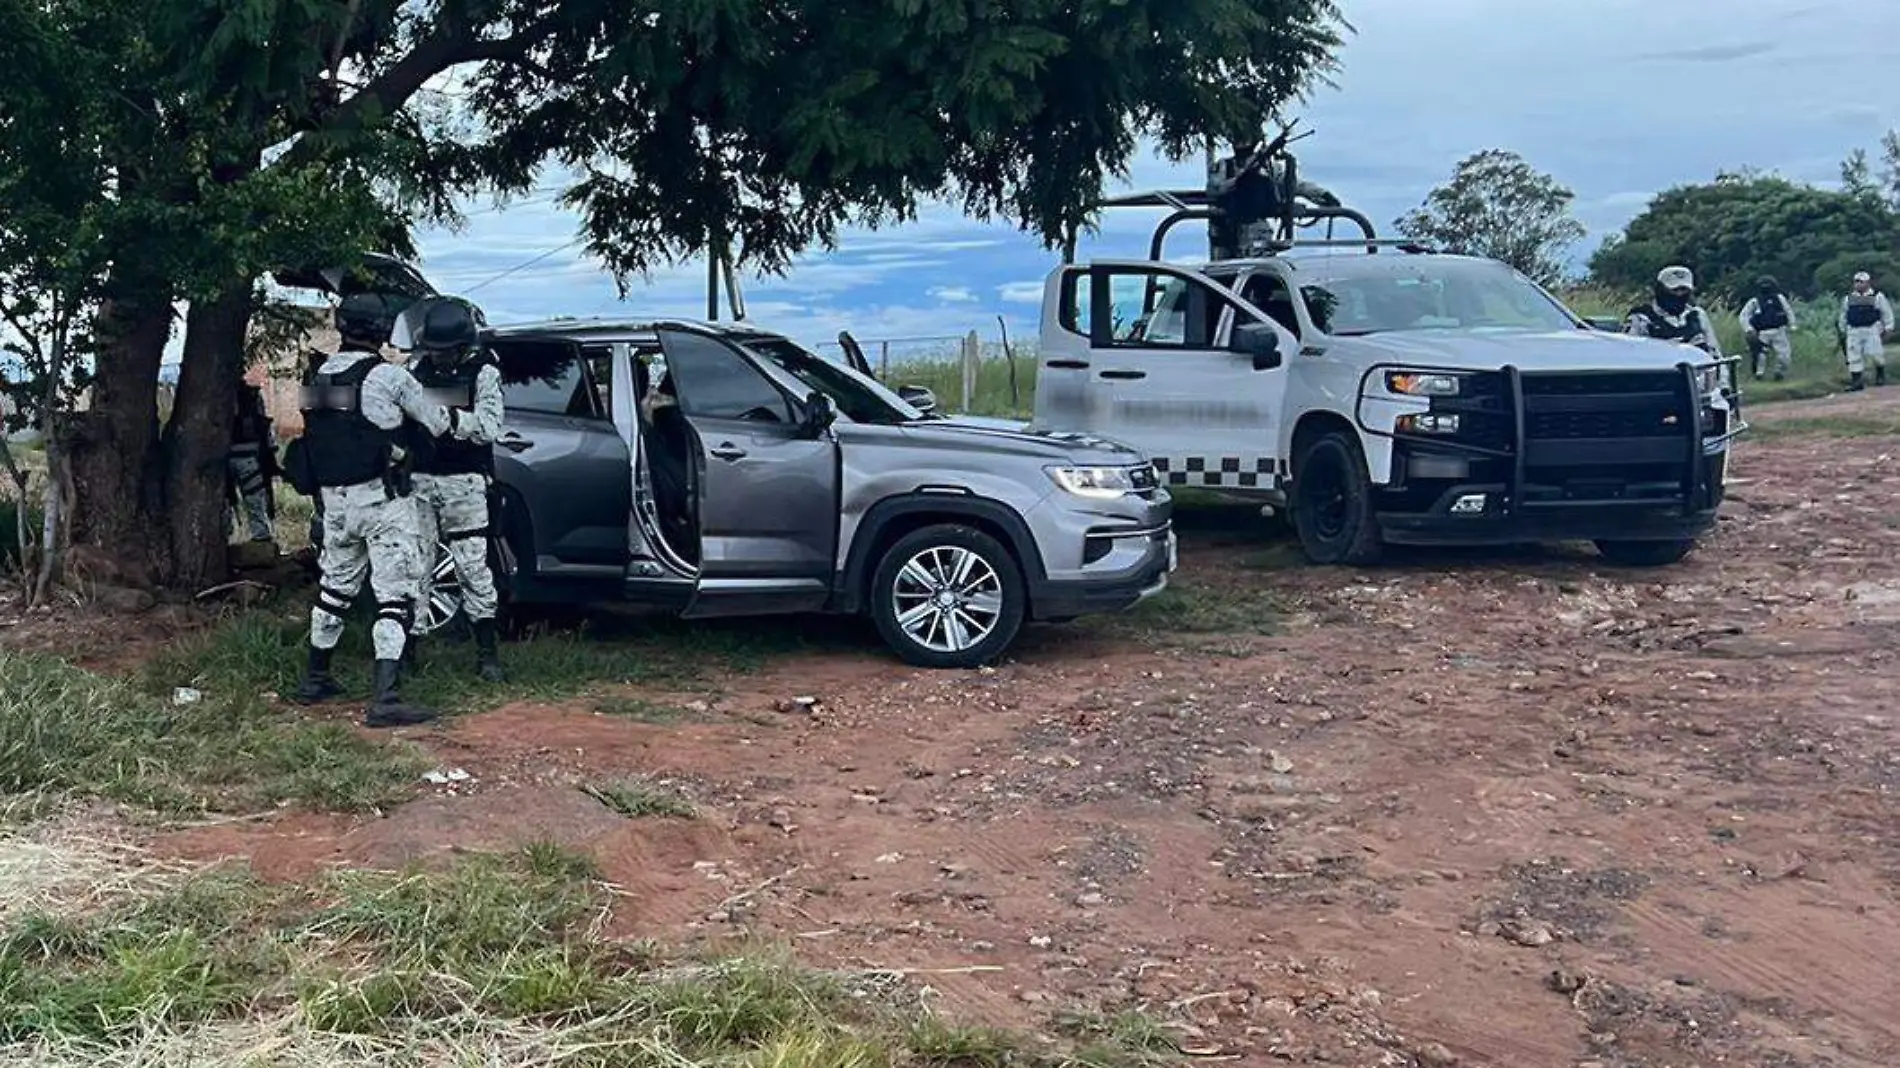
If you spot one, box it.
[0,649,422,815]
[1745,414,1900,440]
[138,596,850,724]
[580,777,697,820]
[878,352,1039,420]
[1093,579,1278,645]
[591,694,693,723]
[0,840,1184,1066]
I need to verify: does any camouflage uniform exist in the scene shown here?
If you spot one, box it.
[413,360,506,678]
[289,318,475,727]
[1840,273,1895,388]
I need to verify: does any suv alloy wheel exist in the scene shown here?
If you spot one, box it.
[870,524,1027,669]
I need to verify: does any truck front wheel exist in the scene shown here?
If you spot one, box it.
[1594,538,1695,568]
[1291,431,1383,566]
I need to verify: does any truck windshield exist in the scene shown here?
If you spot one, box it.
[1299,261,1578,336]
[737,335,926,425]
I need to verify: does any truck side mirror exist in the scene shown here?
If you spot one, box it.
[800,391,838,437]
[1233,322,1282,371]
[897,385,938,413]
[1583,315,1623,332]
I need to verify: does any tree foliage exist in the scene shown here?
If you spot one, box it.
[1588,171,1900,304]
[1,0,1349,590]
[1393,149,1585,287]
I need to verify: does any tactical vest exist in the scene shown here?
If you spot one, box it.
[1846,293,1883,328]
[299,355,404,489]
[1749,296,1789,331]
[410,354,495,477]
[1631,304,1704,344]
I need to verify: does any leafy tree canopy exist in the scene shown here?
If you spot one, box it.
[1393,149,1585,287]
[1588,170,1900,304]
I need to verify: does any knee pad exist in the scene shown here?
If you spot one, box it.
[376,599,415,633]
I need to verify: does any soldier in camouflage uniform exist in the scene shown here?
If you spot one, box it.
[283,292,477,727]
[397,296,508,683]
[1839,271,1896,391]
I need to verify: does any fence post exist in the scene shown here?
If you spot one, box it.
[879,340,890,381]
[961,331,981,413]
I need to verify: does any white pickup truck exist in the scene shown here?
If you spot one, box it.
[1031,245,1744,567]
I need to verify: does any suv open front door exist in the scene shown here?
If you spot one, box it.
[652,326,842,618]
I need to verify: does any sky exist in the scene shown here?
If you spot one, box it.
[275,0,1900,360]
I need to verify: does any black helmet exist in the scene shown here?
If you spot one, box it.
[334,292,405,347]
[1756,274,1779,292]
[394,295,487,354]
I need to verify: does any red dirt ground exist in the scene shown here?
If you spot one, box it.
[88,397,1900,1064]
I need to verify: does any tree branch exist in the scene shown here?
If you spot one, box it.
[283,16,560,170]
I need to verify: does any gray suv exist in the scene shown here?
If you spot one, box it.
[444,318,1174,668]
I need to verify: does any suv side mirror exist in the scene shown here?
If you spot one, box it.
[800,391,838,437]
[897,385,938,413]
[1233,322,1282,371]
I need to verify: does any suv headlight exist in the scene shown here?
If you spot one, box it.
[1047,465,1141,499]
[1386,371,1463,397]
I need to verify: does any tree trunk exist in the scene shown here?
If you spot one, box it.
[63,290,171,587]
[159,281,254,590]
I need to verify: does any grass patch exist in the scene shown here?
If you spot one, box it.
[590,694,690,723]
[0,649,421,815]
[138,597,849,722]
[1745,414,1900,440]
[0,838,1183,1066]
[580,777,697,820]
[1092,579,1278,645]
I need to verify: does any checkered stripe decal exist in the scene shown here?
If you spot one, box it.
[1150,456,1285,488]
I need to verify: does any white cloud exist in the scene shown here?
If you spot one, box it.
[997,281,1045,305]
[927,286,977,303]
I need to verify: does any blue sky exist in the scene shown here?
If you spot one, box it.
[381,0,1900,354]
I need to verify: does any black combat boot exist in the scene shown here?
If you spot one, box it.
[1849,371,1866,392]
[1878,365,1888,387]
[471,617,506,683]
[291,644,345,704]
[364,657,439,728]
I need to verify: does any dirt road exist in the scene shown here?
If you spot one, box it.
[159,399,1900,1067]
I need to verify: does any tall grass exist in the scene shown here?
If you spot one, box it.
[0,649,422,814]
[0,841,1184,1066]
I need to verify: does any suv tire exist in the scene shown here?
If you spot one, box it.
[1594,538,1695,568]
[1292,431,1383,565]
[871,524,1026,669]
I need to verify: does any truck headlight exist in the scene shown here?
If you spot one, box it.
[1047,465,1140,499]
[1695,366,1722,396]
[1386,371,1463,397]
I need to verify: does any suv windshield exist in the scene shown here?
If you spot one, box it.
[737,335,925,425]
[1298,260,1578,336]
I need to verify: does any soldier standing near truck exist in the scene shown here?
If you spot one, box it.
[1738,275,1796,382]
[1839,271,1895,391]
[1626,266,1721,357]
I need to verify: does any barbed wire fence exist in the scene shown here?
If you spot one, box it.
[813,321,1038,419]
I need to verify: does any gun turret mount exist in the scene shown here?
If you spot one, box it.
[1094,120,1398,263]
